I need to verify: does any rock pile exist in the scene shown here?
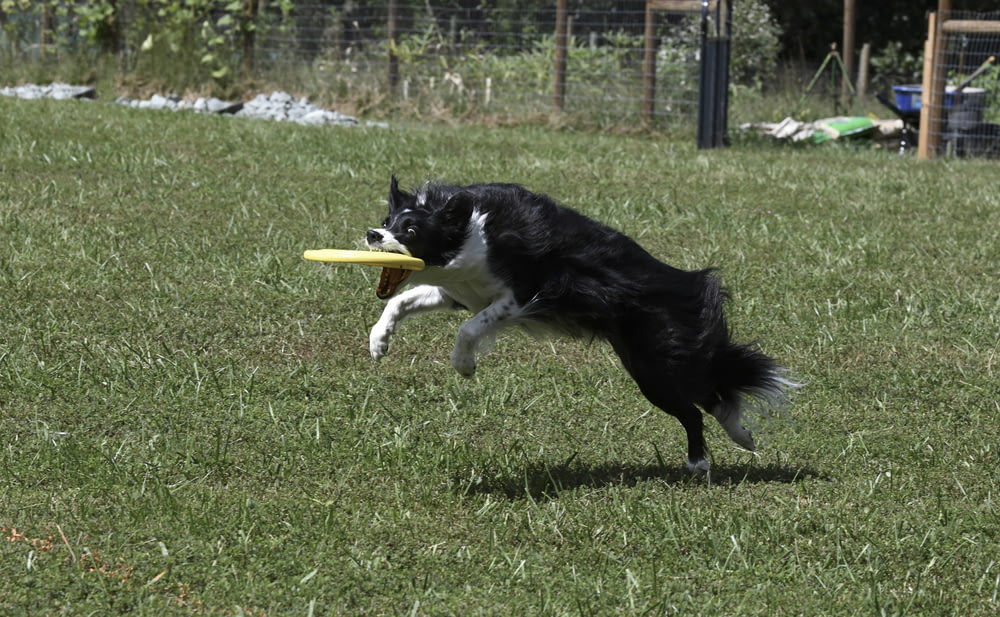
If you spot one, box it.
[235,91,358,126]
[1,83,96,100]
[115,90,359,126]
[3,83,365,128]
[113,93,244,115]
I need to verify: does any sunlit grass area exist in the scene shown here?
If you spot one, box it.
[1,97,998,615]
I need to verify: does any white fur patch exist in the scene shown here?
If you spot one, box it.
[370,286,454,360]
[368,208,527,378]
[409,209,506,313]
[366,229,412,256]
[447,209,489,269]
[686,459,711,475]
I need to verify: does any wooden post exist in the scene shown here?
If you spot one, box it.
[918,11,943,160]
[920,0,954,159]
[40,0,57,54]
[553,0,567,112]
[942,20,1000,34]
[387,0,399,92]
[841,0,856,106]
[242,0,259,78]
[855,42,870,100]
[0,10,7,58]
[449,14,457,56]
[642,1,656,123]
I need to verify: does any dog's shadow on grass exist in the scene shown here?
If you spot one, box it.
[455,459,822,501]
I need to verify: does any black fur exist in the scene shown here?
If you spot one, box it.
[365,177,790,472]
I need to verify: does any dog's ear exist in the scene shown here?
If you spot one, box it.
[388,175,411,212]
[439,191,475,228]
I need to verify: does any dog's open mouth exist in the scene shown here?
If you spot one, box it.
[369,246,415,299]
[376,267,412,299]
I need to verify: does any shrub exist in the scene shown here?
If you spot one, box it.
[869,40,923,90]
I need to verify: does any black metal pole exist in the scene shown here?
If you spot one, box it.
[696,0,732,149]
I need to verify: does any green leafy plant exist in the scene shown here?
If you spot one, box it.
[732,0,781,89]
[657,0,781,93]
[947,63,1000,125]
[131,0,233,83]
[980,64,1000,123]
[127,0,289,89]
[1,0,41,55]
[870,40,923,90]
[73,0,118,52]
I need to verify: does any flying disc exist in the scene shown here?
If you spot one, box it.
[302,249,424,271]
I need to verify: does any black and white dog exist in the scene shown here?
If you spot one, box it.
[365,177,791,473]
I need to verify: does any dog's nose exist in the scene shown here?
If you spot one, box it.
[366,229,382,245]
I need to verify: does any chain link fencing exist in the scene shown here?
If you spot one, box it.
[917,9,1000,158]
[2,1,743,131]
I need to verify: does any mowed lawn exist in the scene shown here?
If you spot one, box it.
[1,97,998,616]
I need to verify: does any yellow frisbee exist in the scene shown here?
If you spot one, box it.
[303,249,425,271]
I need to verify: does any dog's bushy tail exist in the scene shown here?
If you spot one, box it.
[711,341,793,412]
[697,272,794,413]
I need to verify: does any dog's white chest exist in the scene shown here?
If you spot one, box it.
[440,278,507,313]
[411,264,507,313]
[411,209,508,313]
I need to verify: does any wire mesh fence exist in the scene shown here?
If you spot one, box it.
[0,1,724,131]
[916,9,1000,158]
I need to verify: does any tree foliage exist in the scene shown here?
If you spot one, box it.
[763,0,1000,62]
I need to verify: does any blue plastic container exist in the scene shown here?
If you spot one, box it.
[892,84,986,113]
[892,85,923,112]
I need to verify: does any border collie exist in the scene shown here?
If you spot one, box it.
[365,176,791,473]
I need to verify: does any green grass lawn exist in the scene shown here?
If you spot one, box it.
[1,98,998,616]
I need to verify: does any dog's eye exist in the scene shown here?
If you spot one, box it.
[382,217,390,227]
[406,227,417,238]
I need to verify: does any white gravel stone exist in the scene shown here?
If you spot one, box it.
[4,83,364,127]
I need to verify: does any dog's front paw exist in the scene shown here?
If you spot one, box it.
[369,324,392,361]
[450,349,477,378]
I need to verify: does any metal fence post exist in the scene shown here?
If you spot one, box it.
[696,0,731,149]
[553,0,568,112]
[387,0,399,93]
[642,1,657,123]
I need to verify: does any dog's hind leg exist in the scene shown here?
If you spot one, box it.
[612,342,711,473]
[675,404,711,474]
[370,285,455,361]
[711,396,756,452]
[642,380,711,473]
[450,292,522,378]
